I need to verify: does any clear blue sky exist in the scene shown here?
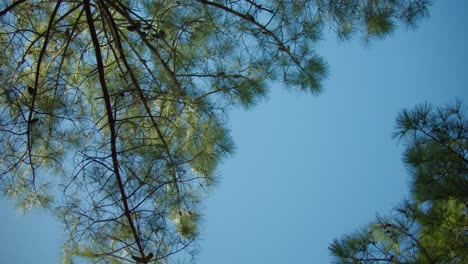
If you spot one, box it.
[1,1,467,263]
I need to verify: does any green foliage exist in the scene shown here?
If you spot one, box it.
[395,101,468,203]
[0,0,431,263]
[330,101,468,263]
[322,0,431,41]
[282,55,329,93]
[365,12,395,39]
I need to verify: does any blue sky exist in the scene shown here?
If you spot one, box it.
[1,1,467,263]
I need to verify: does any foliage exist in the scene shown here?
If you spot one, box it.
[395,102,468,203]
[330,102,468,264]
[0,0,431,263]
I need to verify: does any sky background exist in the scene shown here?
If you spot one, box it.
[1,1,467,263]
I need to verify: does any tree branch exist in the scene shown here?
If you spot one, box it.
[0,0,26,17]
[83,0,146,260]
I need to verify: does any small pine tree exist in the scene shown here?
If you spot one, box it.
[330,101,468,263]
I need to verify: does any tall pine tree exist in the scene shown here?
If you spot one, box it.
[1,1,431,263]
[330,101,467,264]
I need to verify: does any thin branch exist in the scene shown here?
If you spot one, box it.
[27,0,63,185]
[0,0,26,17]
[196,0,303,69]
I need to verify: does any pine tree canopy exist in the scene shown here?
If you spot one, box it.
[329,102,468,264]
[0,1,431,263]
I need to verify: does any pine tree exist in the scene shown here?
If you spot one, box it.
[329,102,468,264]
[0,1,431,263]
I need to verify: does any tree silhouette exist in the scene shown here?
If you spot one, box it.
[0,1,431,263]
[330,101,467,264]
